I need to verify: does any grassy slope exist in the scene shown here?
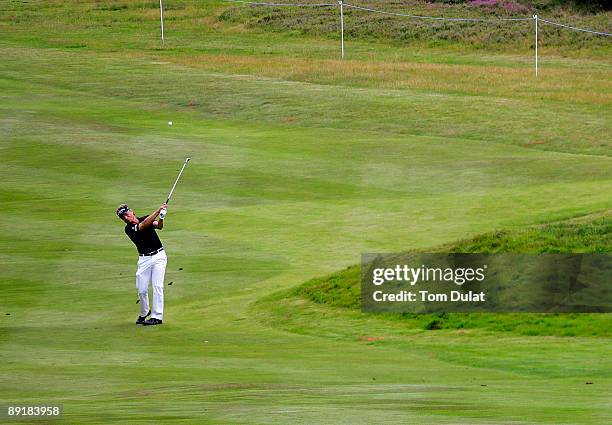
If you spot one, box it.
[220,0,612,53]
[280,213,611,335]
[1,1,611,424]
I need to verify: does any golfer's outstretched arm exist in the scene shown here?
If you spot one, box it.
[138,204,167,231]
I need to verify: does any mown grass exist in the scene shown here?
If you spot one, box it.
[286,213,612,335]
[2,1,610,158]
[1,1,611,423]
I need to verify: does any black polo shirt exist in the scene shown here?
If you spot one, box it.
[125,215,163,255]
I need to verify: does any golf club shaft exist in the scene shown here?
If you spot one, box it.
[166,158,190,204]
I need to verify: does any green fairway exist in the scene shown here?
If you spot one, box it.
[1,1,611,424]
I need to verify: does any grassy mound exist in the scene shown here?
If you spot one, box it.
[220,0,612,52]
[288,212,611,336]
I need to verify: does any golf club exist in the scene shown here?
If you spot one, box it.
[166,157,190,204]
[133,158,189,304]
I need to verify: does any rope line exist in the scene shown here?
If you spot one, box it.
[539,18,611,37]
[344,3,532,22]
[223,0,335,7]
[222,0,612,36]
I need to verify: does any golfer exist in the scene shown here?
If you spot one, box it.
[116,203,168,326]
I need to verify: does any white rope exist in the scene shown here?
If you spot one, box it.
[539,18,612,37]
[343,3,532,22]
[222,0,612,36]
[223,0,335,7]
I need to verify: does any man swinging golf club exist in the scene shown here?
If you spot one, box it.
[117,203,168,326]
[116,158,190,326]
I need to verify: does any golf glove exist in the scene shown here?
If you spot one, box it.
[159,208,167,220]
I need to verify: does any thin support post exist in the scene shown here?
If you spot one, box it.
[339,1,344,59]
[534,14,538,78]
[160,0,165,47]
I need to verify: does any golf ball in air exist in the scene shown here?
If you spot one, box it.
[168,121,173,127]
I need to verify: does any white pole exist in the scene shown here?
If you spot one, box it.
[534,14,538,78]
[160,0,165,47]
[339,1,344,59]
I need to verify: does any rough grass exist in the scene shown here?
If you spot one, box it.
[288,212,612,335]
[219,0,612,52]
[167,53,612,106]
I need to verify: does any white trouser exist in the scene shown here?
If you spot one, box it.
[135,250,167,320]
